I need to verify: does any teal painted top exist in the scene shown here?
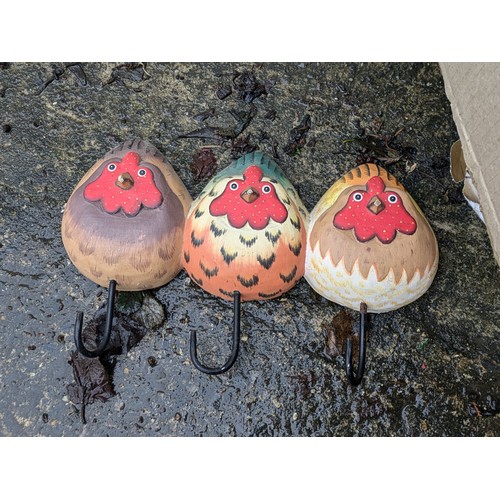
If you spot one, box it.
[193,151,309,220]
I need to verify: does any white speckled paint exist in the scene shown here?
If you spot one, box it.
[305,239,439,313]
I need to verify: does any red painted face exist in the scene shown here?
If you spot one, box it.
[209,165,288,230]
[83,152,163,216]
[333,176,417,243]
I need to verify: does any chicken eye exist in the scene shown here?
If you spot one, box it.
[353,192,364,202]
[262,185,272,194]
[138,169,147,177]
[229,182,239,191]
[107,163,117,172]
[388,194,398,204]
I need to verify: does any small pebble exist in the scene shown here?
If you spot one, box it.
[216,85,232,100]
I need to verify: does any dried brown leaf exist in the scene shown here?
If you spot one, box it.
[230,135,257,159]
[67,351,115,423]
[190,149,218,180]
[105,63,150,85]
[232,71,273,103]
[179,126,230,142]
[179,107,256,143]
[324,309,354,358]
[283,114,311,156]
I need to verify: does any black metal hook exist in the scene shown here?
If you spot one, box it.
[345,302,368,386]
[74,280,117,358]
[190,291,241,375]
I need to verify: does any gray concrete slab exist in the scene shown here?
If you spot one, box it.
[0,62,498,436]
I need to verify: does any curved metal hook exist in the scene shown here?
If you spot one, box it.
[345,302,368,386]
[74,280,117,358]
[190,291,241,375]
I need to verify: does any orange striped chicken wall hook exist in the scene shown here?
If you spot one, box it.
[182,151,309,374]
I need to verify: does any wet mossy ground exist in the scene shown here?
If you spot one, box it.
[0,62,498,436]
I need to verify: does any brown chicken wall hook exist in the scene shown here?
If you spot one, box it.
[305,164,439,386]
[61,139,192,357]
[182,151,309,375]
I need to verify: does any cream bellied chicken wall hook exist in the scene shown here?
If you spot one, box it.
[182,151,309,375]
[61,139,192,357]
[305,163,439,385]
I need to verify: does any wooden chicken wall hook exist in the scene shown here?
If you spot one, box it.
[183,151,309,375]
[61,139,192,357]
[305,163,439,385]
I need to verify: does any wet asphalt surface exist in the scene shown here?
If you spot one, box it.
[0,62,498,436]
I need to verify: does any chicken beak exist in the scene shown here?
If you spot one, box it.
[367,195,385,214]
[115,172,134,190]
[240,187,260,204]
